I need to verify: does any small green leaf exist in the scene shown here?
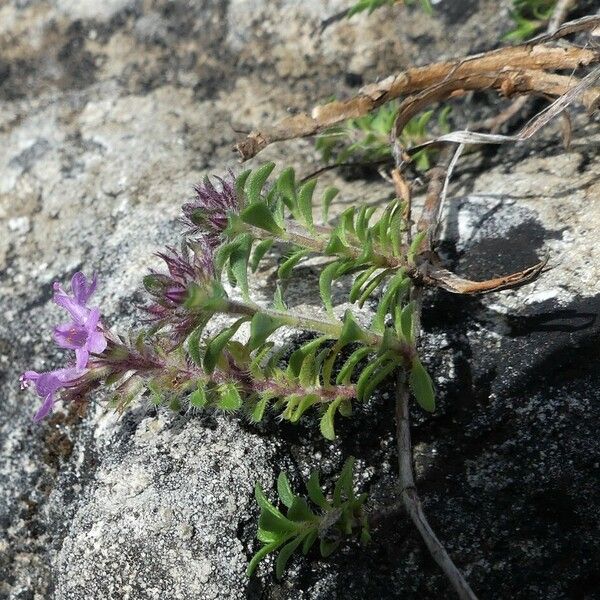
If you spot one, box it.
[203,317,247,374]
[302,529,318,554]
[333,457,355,505]
[277,166,297,209]
[235,169,252,202]
[307,471,330,509]
[255,483,297,533]
[288,497,315,523]
[339,311,367,346]
[287,336,330,377]
[349,266,377,303]
[319,261,340,317]
[230,234,253,300]
[249,312,280,350]
[409,358,435,412]
[297,179,317,232]
[278,249,309,279]
[277,472,295,508]
[217,383,243,411]
[251,393,272,422]
[275,536,304,579]
[240,202,283,234]
[400,301,414,342]
[189,384,208,408]
[321,186,339,222]
[320,396,343,440]
[319,538,341,558]
[250,239,273,272]
[336,347,371,384]
[246,540,281,577]
[408,230,427,262]
[273,284,287,311]
[246,163,276,205]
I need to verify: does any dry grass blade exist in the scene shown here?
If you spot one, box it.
[426,258,548,294]
[405,66,600,154]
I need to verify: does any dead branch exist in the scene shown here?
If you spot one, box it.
[235,23,600,160]
[475,0,579,134]
[395,369,479,600]
[392,157,479,600]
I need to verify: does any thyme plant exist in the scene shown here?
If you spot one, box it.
[21,162,434,575]
[20,2,591,596]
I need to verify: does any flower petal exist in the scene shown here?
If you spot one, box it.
[88,331,107,354]
[72,272,97,304]
[54,323,88,349]
[75,347,90,370]
[33,393,55,422]
[54,292,89,323]
[20,370,41,389]
[35,372,63,397]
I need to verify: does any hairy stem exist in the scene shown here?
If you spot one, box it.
[242,221,405,269]
[224,299,414,360]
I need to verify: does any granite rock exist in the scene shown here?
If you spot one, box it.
[1,1,599,599]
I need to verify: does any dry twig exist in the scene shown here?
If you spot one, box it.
[235,18,600,160]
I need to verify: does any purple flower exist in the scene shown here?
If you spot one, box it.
[144,239,215,341]
[182,173,240,246]
[20,367,84,422]
[52,272,107,369]
[53,272,98,322]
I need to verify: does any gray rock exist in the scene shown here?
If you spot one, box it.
[1,1,599,599]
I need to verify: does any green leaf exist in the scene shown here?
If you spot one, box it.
[217,383,243,411]
[240,202,283,235]
[277,472,295,508]
[356,352,396,401]
[203,317,247,374]
[319,261,340,318]
[349,266,377,303]
[246,540,281,577]
[357,269,390,308]
[289,394,320,422]
[359,358,398,402]
[409,358,435,412]
[246,162,276,205]
[278,249,310,279]
[339,311,367,346]
[249,312,280,350]
[336,347,370,384]
[320,396,344,440]
[250,239,273,272]
[297,179,317,232]
[230,233,253,300]
[251,393,272,422]
[287,336,330,377]
[235,169,251,202]
[275,535,305,579]
[288,497,315,523]
[306,471,330,509]
[273,284,287,311]
[408,230,427,263]
[333,457,355,505]
[189,384,208,408]
[319,538,341,558]
[298,350,318,388]
[255,483,297,534]
[277,166,297,209]
[186,324,204,367]
[324,232,348,255]
[400,301,414,342]
[302,529,318,555]
[321,187,339,222]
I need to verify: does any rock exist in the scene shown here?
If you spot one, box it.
[1,1,599,599]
